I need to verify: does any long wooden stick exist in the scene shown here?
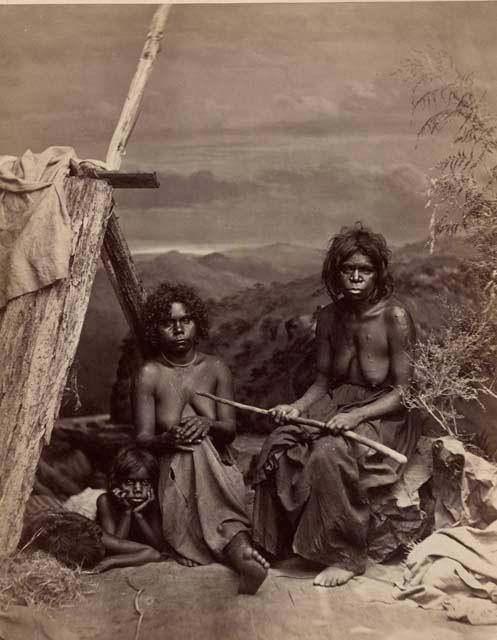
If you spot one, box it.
[106,4,172,170]
[196,391,407,465]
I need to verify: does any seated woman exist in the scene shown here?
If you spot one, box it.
[134,282,269,594]
[252,223,421,587]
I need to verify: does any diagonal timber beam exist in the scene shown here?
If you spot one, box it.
[101,5,171,352]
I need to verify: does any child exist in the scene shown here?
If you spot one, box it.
[21,447,165,573]
[96,446,163,550]
[96,446,193,568]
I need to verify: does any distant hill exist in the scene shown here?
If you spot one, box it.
[66,238,478,420]
[137,250,256,299]
[198,243,324,284]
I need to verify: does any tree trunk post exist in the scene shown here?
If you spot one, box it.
[0,177,113,556]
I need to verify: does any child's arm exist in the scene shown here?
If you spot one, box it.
[96,493,132,540]
[132,497,164,550]
[92,532,161,572]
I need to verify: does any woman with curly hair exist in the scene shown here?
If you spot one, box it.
[252,223,421,588]
[134,281,269,594]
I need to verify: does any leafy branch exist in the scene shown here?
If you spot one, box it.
[396,50,497,434]
[399,304,497,435]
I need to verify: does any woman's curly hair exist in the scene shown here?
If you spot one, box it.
[142,281,209,352]
[322,222,394,303]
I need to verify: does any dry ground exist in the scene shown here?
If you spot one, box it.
[50,557,496,640]
[52,432,495,640]
[5,434,496,640]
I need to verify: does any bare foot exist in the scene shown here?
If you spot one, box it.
[224,532,270,594]
[313,566,355,587]
[176,555,200,568]
[162,547,200,568]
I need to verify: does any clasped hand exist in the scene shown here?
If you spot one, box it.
[162,416,213,448]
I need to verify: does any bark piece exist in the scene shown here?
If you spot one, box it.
[0,177,113,555]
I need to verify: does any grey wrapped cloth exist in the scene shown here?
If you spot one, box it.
[253,384,421,573]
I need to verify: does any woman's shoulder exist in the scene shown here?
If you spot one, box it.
[380,295,413,318]
[317,302,340,323]
[197,352,232,376]
[136,359,163,383]
[198,351,226,366]
[316,303,338,336]
[379,296,416,333]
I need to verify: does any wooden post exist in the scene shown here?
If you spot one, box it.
[101,4,171,350]
[101,212,148,352]
[106,4,172,171]
[0,177,113,556]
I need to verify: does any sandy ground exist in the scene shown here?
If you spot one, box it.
[6,434,495,640]
[50,558,496,640]
[51,433,496,640]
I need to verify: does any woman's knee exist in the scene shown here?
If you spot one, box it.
[314,435,349,458]
[308,437,361,486]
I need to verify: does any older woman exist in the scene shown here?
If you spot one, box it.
[253,223,420,587]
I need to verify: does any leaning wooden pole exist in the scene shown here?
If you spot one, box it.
[101,4,171,351]
[0,178,114,556]
[106,4,172,171]
[101,212,148,352]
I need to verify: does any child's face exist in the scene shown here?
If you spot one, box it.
[118,468,153,505]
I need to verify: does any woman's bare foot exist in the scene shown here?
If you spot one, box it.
[224,532,270,594]
[313,566,356,587]
[176,556,200,567]
[162,546,200,568]
[170,552,200,567]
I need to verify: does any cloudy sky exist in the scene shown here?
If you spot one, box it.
[2,1,497,253]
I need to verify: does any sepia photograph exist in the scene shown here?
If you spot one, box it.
[1,1,497,638]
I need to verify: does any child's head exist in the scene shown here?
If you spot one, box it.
[108,446,159,506]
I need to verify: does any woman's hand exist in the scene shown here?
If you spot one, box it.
[158,428,193,451]
[177,416,213,444]
[269,404,301,426]
[326,410,362,435]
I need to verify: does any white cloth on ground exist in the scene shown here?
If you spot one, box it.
[63,487,106,521]
[394,520,497,625]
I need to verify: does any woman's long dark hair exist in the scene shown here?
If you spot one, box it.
[322,222,393,303]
